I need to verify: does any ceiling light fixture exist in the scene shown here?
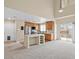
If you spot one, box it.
[58,0,63,13]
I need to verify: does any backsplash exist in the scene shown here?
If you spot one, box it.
[46,30,54,33]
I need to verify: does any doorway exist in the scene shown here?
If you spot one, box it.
[60,22,75,42]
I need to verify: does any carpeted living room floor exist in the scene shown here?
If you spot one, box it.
[4,40,75,59]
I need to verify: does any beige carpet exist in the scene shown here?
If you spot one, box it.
[4,40,75,59]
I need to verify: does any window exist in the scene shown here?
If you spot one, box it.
[40,24,46,31]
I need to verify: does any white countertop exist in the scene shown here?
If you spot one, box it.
[25,34,44,37]
[24,34,45,48]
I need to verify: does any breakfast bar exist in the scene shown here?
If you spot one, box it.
[24,34,45,48]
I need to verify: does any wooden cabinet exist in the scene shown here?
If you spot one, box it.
[45,34,51,41]
[35,24,40,32]
[45,21,55,42]
[45,34,54,41]
[46,21,54,30]
[25,22,40,32]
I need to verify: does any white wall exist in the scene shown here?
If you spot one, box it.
[4,20,25,42]
[53,0,75,18]
[4,7,41,23]
[72,23,75,43]
[15,20,24,41]
[4,20,16,41]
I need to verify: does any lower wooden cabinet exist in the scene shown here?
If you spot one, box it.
[45,34,54,42]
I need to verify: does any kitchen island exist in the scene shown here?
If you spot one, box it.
[24,34,45,48]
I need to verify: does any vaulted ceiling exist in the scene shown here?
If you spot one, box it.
[4,0,75,23]
[5,0,54,18]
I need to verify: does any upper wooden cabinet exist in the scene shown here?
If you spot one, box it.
[46,21,54,30]
[25,22,40,31]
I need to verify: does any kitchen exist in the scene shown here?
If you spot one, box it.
[24,21,55,48]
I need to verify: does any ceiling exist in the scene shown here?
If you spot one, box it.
[4,7,41,22]
[4,7,53,23]
[4,0,75,23]
[5,0,54,18]
[53,0,75,18]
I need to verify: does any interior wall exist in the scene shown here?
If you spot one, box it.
[4,19,25,42]
[4,20,16,41]
[15,20,24,41]
[4,7,42,23]
[53,0,75,18]
[72,23,75,43]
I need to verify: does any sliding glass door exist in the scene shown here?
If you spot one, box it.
[60,22,75,42]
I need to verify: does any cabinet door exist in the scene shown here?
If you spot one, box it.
[45,34,55,41]
[48,22,52,30]
[46,22,48,30]
[46,21,54,30]
[52,21,54,30]
[45,34,51,41]
[47,34,51,41]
